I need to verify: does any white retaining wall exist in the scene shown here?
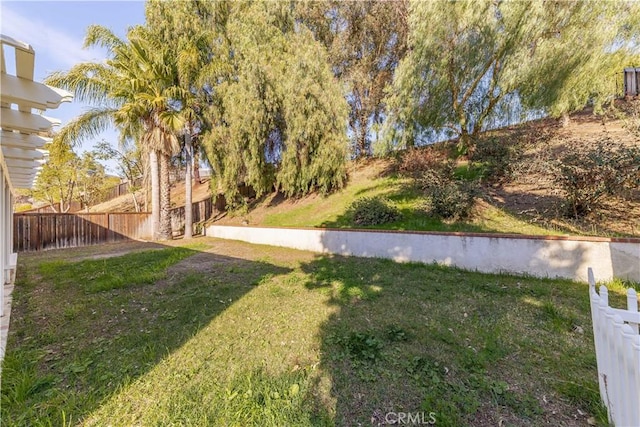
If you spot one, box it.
[206,225,640,282]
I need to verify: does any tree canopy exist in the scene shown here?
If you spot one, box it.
[296,0,409,157]
[32,140,115,212]
[384,0,640,153]
[201,1,349,203]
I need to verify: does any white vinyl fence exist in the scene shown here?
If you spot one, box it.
[589,268,640,426]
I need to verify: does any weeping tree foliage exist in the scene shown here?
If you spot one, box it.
[296,0,409,157]
[385,0,639,154]
[203,2,349,203]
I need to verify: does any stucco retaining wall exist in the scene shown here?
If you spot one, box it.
[206,225,640,282]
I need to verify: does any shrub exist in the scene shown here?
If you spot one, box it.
[553,139,640,218]
[621,100,640,138]
[347,197,401,226]
[469,137,521,182]
[398,146,478,220]
[425,180,477,220]
[399,147,454,179]
[411,158,478,220]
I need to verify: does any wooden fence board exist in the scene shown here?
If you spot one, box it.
[13,197,216,251]
[13,212,152,252]
[169,198,214,236]
[13,198,216,252]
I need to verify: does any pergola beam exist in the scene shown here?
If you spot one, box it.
[0,131,51,149]
[0,107,61,134]
[1,146,47,161]
[1,74,73,110]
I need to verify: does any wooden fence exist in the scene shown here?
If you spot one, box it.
[589,268,640,427]
[13,212,152,252]
[170,198,215,236]
[13,197,218,252]
[98,177,144,204]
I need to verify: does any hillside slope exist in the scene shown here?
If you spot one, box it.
[215,106,639,238]
[89,179,212,213]
[87,105,639,238]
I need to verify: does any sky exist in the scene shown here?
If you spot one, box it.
[1,0,147,174]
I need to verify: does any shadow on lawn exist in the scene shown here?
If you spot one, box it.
[1,241,292,425]
[300,254,606,427]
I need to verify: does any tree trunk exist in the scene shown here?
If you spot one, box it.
[561,112,571,127]
[131,190,140,213]
[184,133,193,239]
[357,111,369,157]
[193,150,201,184]
[158,153,172,240]
[458,128,472,157]
[150,150,161,240]
[144,169,149,212]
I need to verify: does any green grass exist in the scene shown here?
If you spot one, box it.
[38,244,203,293]
[263,176,402,228]
[2,238,621,426]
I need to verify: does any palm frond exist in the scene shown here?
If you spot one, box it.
[45,64,120,105]
[54,108,118,147]
[84,25,125,54]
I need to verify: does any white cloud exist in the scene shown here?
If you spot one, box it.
[1,5,106,72]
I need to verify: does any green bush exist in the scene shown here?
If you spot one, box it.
[397,146,478,220]
[347,197,401,226]
[469,137,521,182]
[425,180,477,220]
[553,140,640,218]
[415,161,478,220]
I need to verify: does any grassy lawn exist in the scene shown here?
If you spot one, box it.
[1,238,626,426]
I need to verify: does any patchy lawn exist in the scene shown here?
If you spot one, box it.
[1,238,626,426]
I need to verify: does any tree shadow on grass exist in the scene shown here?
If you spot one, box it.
[300,254,607,427]
[1,242,292,426]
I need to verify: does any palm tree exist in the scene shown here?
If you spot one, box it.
[175,41,212,239]
[45,25,182,240]
[145,0,233,239]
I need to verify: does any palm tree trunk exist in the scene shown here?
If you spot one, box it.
[184,133,193,239]
[150,150,161,240]
[193,150,201,184]
[158,153,172,240]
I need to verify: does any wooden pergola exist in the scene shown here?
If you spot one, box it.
[0,35,72,342]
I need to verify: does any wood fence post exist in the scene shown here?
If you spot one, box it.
[36,214,41,251]
[104,213,109,243]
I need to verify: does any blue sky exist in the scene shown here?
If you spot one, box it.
[1,1,147,174]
